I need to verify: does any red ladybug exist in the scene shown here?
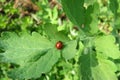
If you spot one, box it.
[55,41,63,50]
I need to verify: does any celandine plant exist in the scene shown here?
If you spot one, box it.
[0,0,120,80]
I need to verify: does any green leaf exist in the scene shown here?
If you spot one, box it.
[92,53,117,80]
[84,0,96,6]
[44,23,69,42]
[92,57,117,80]
[79,47,117,80]
[85,3,99,34]
[109,0,119,15]
[95,35,120,59]
[0,32,61,79]
[8,48,60,79]
[0,32,52,65]
[44,24,78,60]
[61,0,99,34]
[62,40,77,60]
[79,47,97,80]
[113,59,120,71]
[115,15,120,29]
[61,0,85,27]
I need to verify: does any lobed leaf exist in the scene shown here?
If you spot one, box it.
[79,47,117,80]
[44,23,69,42]
[0,32,61,79]
[0,32,53,65]
[85,2,99,34]
[62,40,77,60]
[95,35,120,59]
[8,48,60,79]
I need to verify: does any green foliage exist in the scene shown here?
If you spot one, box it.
[79,52,117,80]
[61,0,120,80]
[95,35,120,59]
[61,0,85,28]
[0,32,53,65]
[0,0,120,80]
[109,0,119,15]
[0,31,77,79]
[62,40,77,60]
[61,0,100,34]
[8,48,60,79]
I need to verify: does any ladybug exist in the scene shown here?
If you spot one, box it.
[55,41,63,50]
